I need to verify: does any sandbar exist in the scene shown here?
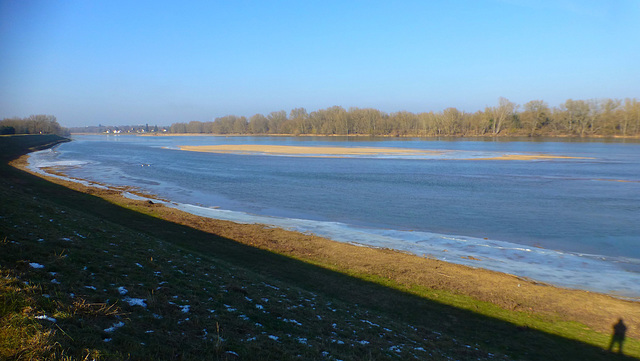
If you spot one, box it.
[179,144,442,157]
[179,144,591,161]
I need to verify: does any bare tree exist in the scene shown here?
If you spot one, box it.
[521,100,550,136]
[490,97,515,135]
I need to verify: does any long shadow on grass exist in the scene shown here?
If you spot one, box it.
[1,146,637,361]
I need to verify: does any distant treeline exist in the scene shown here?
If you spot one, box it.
[0,115,69,136]
[169,98,640,137]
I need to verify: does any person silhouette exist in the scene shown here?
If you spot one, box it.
[608,318,627,354]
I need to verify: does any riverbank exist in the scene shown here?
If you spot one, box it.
[2,135,639,360]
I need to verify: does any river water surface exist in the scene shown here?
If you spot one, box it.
[28,135,640,298]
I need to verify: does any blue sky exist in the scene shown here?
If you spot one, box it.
[1,0,639,127]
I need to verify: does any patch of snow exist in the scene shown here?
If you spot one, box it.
[263,283,279,290]
[51,279,60,284]
[268,335,279,341]
[135,263,143,268]
[35,315,56,322]
[180,305,190,313]
[225,351,239,357]
[255,304,264,310]
[122,297,147,307]
[361,319,380,327]
[283,318,302,326]
[104,321,125,333]
[103,338,112,342]
[117,286,128,295]
[84,286,96,290]
[29,263,45,269]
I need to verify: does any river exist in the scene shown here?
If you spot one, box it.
[28,135,640,298]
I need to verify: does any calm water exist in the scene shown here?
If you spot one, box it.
[29,135,640,298]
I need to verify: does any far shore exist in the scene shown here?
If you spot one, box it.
[10,151,640,342]
[74,132,640,140]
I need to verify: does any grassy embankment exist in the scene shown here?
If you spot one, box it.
[1,134,639,360]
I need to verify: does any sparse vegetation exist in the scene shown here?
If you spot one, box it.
[1,135,639,360]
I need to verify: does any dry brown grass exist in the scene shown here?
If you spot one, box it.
[0,270,55,360]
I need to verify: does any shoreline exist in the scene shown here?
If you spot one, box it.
[10,150,640,341]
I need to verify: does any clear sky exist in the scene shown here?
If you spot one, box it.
[1,0,639,127]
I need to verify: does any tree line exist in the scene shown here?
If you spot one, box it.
[169,98,640,137]
[0,115,69,136]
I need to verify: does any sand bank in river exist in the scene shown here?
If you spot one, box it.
[179,144,591,160]
[179,144,442,156]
